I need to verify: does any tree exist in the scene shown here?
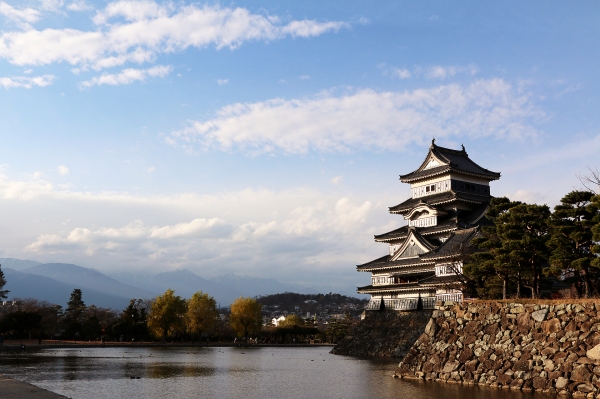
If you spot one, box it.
[229,297,262,342]
[147,289,187,343]
[186,291,218,344]
[495,203,551,298]
[547,191,597,297]
[63,288,86,340]
[277,314,305,328]
[113,299,150,342]
[0,265,9,300]
[590,194,600,271]
[0,311,42,339]
[465,197,522,299]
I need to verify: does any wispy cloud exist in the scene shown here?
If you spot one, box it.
[67,0,92,12]
[0,74,55,89]
[169,79,544,154]
[424,64,479,79]
[57,165,69,175]
[380,63,478,80]
[78,65,172,88]
[0,2,41,28]
[217,78,229,85]
[0,1,349,70]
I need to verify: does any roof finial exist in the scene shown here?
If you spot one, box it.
[431,137,436,148]
[461,143,465,152]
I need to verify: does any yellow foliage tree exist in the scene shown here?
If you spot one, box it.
[229,297,262,341]
[278,314,305,327]
[186,291,218,344]
[147,289,187,343]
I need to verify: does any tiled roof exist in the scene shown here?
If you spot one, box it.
[420,227,479,260]
[374,218,459,242]
[400,143,501,182]
[389,191,489,214]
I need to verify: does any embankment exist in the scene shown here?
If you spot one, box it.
[396,301,600,397]
[331,310,432,357]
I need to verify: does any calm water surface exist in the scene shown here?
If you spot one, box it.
[1,347,555,399]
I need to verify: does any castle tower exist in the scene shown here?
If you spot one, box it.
[357,140,500,311]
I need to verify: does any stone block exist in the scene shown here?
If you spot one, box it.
[532,308,549,322]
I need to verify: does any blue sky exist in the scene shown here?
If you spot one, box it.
[0,0,598,289]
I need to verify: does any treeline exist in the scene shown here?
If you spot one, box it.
[0,285,263,343]
[256,292,366,309]
[463,189,600,299]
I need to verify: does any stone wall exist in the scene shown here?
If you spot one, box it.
[331,310,432,357]
[396,301,600,397]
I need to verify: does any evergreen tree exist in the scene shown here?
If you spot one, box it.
[495,203,551,298]
[465,197,521,299]
[547,191,597,297]
[63,288,86,340]
[590,194,600,271]
[0,265,8,300]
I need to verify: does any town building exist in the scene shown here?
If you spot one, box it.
[358,140,500,311]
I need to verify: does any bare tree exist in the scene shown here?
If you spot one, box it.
[577,167,600,194]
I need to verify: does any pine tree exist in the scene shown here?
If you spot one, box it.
[63,288,86,340]
[547,191,597,297]
[0,265,8,300]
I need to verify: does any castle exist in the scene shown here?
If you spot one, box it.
[358,140,500,311]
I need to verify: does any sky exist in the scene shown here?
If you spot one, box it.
[0,0,599,290]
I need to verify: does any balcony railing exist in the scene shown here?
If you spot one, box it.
[436,293,464,303]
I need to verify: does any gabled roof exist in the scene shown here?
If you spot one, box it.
[389,191,489,214]
[374,218,459,242]
[399,141,501,183]
[390,228,436,261]
[356,254,390,269]
[420,227,479,261]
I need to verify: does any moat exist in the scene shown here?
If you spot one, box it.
[1,346,552,399]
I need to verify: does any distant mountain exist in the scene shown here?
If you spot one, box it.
[22,263,157,301]
[210,273,318,297]
[2,268,134,309]
[0,258,42,271]
[109,270,242,306]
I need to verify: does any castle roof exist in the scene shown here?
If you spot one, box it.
[399,142,500,183]
[389,190,489,214]
[420,227,479,261]
[374,218,459,242]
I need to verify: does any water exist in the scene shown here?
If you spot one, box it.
[0,346,554,399]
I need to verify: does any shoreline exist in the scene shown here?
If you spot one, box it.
[0,339,335,351]
[0,376,67,399]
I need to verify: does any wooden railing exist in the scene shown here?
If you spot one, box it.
[435,293,464,303]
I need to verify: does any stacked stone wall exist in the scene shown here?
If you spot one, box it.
[396,301,600,397]
[331,310,432,357]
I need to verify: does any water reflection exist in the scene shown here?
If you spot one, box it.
[0,347,555,399]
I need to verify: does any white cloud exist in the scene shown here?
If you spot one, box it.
[0,74,55,89]
[170,79,544,154]
[0,2,41,28]
[425,64,479,79]
[57,165,69,175]
[39,0,64,12]
[0,169,387,284]
[393,68,411,79]
[78,65,172,88]
[217,78,228,85]
[299,75,310,80]
[66,0,92,11]
[331,176,343,185]
[147,166,155,173]
[0,2,348,70]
